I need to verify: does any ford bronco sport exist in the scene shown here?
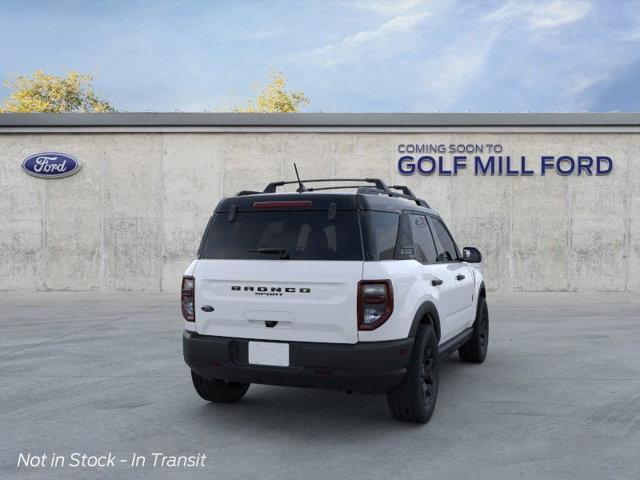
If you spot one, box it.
[182,177,488,423]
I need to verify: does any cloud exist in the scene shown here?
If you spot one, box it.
[301,0,598,109]
[302,11,430,66]
[417,28,500,110]
[484,0,592,29]
[350,0,431,16]
[411,0,638,112]
[619,0,640,41]
[294,0,638,113]
[530,0,592,28]
[476,0,640,111]
[11,0,633,112]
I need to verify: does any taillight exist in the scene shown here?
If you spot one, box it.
[181,276,195,322]
[357,280,393,330]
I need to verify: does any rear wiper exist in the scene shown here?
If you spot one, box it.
[249,247,290,259]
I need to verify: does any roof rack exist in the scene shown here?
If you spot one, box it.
[258,178,430,208]
[263,178,388,193]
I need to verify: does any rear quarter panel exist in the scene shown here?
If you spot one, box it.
[359,260,428,342]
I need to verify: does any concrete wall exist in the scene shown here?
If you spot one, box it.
[0,130,638,292]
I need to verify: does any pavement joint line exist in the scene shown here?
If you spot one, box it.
[0,300,176,358]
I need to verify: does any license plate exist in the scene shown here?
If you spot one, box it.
[248,341,289,367]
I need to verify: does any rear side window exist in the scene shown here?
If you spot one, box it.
[200,211,363,261]
[361,211,399,261]
[429,217,460,262]
[409,214,438,263]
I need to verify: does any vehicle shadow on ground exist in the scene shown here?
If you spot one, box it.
[190,357,470,435]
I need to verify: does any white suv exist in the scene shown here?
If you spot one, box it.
[182,178,488,423]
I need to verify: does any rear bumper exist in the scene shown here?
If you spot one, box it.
[183,331,413,394]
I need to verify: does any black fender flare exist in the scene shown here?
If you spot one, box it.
[408,301,441,341]
[473,281,487,325]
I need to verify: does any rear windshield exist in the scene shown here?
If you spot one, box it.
[199,211,363,261]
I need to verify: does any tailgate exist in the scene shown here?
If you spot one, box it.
[194,260,363,343]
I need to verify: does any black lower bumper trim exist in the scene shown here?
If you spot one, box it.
[183,331,414,394]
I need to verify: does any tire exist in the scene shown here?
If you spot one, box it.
[190,370,250,403]
[386,324,439,424]
[458,297,489,363]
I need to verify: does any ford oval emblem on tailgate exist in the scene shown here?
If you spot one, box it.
[22,152,81,179]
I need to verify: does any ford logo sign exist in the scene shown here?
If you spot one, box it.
[22,152,81,179]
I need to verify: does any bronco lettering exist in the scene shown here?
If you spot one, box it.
[231,285,311,294]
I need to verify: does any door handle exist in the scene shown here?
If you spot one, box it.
[431,278,443,286]
[456,274,465,281]
[201,305,215,312]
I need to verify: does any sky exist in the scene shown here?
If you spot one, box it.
[0,0,639,112]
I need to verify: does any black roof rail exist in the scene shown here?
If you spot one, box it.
[255,177,430,208]
[357,186,430,208]
[306,185,374,192]
[389,185,416,198]
[236,190,260,196]
[263,178,389,193]
[356,186,381,195]
[389,185,430,208]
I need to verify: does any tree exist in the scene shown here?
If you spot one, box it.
[0,70,114,113]
[234,69,309,113]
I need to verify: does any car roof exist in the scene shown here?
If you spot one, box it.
[215,191,439,216]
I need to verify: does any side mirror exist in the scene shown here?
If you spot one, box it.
[463,247,482,263]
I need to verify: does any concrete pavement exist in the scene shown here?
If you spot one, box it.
[1,292,639,480]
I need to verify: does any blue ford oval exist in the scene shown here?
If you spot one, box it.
[22,152,81,179]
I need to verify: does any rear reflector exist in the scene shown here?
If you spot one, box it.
[253,201,313,209]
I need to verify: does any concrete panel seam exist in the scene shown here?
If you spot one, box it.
[625,146,631,291]
[218,137,223,203]
[331,134,336,179]
[508,179,514,292]
[160,133,165,293]
[450,174,454,237]
[567,165,574,292]
[280,134,285,187]
[220,136,226,199]
[41,151,47,291]
[99,140,105,292]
